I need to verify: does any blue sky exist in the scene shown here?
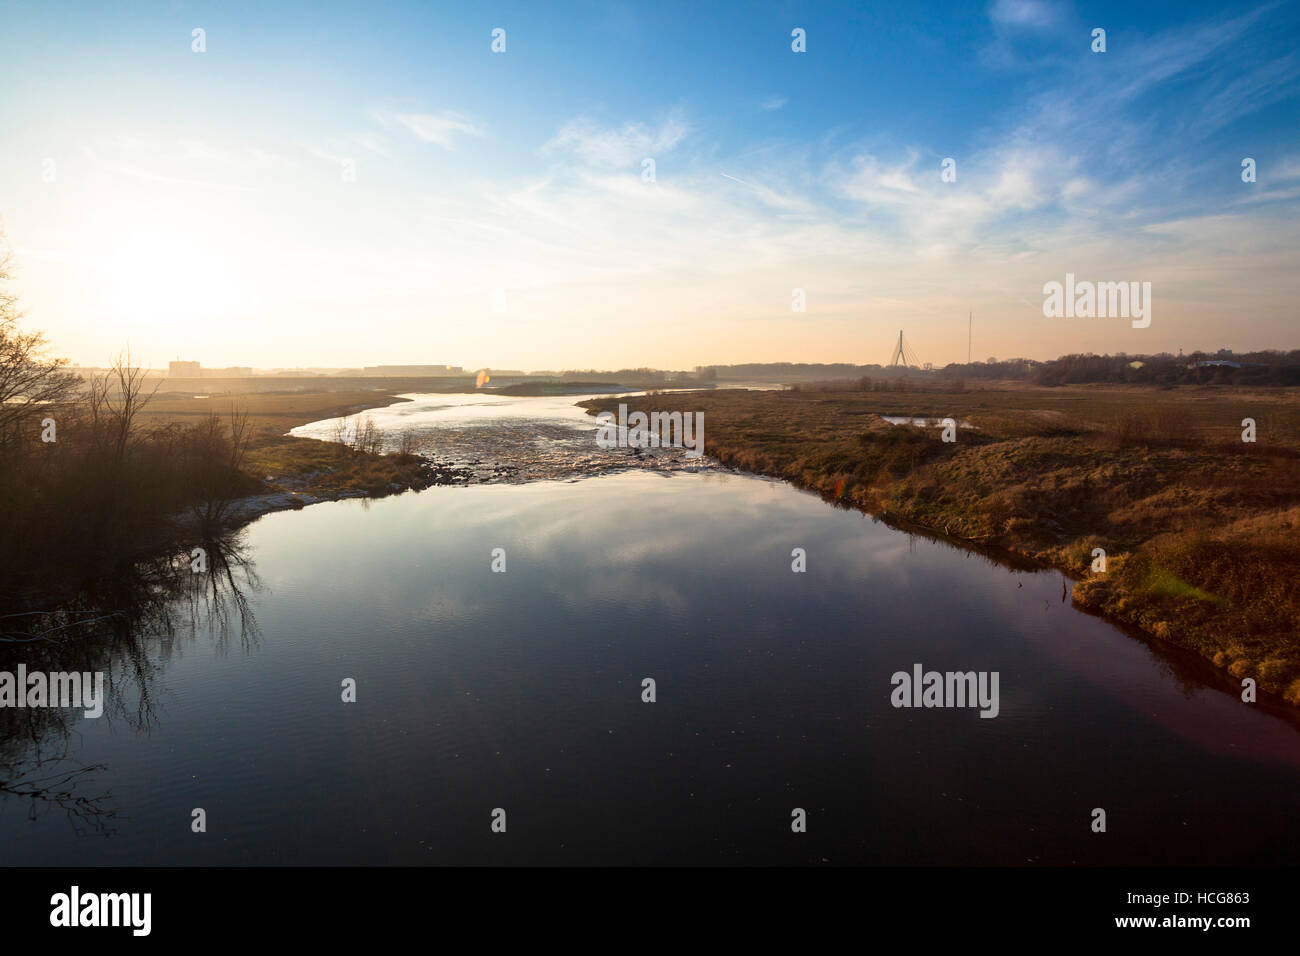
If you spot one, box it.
[0,0,1296,369]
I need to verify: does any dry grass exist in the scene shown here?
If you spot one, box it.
[581,383,1300,703]
[139,388,428,497]
[138,388,407,435]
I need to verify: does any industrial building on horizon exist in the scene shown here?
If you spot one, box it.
[360,364,465,376]
[167,361,253,378]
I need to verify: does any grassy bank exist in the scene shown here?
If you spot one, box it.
[139,389,432,498]
[580,383,1300,704]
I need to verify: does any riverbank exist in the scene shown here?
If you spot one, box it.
[579,384,1300,705]
[0,388,471,611]
[141,389,476,530]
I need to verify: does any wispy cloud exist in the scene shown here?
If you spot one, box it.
[542,111,688,167]
[353,132,392,158]
[980,0,1075,70]
[719,172,810,213]
[1186,48,1300,138]
[301,144,352,174]
[988,0,1062,30]
[384,110,484,149]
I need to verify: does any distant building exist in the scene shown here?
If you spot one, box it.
[200,366,253,377]
[169,361,201,377]
[360,365,465,377]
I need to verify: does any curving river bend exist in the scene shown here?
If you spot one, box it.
[2,393,1298,865]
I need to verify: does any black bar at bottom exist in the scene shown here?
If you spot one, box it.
[0,866,1282,942]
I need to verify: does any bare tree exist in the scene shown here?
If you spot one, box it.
[0,241,80,450]
[362,414,385,454]
[227,406,251,472]
[347,414,363,451]
[94,349,159,467]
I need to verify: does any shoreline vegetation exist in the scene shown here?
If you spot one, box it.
[0,367,446,608]
[578,384,1300,706]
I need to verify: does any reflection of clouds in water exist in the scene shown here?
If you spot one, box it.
[458,472,774,567]
[410,591,484,627]
[552,569,692,618]
[820,533,926,588]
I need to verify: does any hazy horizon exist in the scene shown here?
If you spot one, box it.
[1,0,1297,371]
[58,339,1297,377]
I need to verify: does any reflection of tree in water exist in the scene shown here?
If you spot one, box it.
[0,532,261,834]
[0,753,112,836]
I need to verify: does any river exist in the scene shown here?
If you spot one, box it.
[2,393,1298,865]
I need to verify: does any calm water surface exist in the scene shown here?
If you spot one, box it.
[3,396,1299,865]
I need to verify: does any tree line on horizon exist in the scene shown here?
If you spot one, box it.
[686,350,1300,387]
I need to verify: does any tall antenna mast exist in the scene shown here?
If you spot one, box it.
[967,310,972,365]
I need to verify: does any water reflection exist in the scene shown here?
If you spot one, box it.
[0,534,261,835]
[1,470,1298,865]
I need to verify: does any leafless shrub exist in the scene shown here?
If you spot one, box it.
[350,413,384,454]
[396,428,420,456]
[329,416,347,445]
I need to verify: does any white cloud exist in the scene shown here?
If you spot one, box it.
[542,111,688,167]
[718,173,811,213]
[838,154,924,205]
[986,150,1047,210]
[390,111,483,149]
[1271,156,1300,181]
[988,0,1060,29]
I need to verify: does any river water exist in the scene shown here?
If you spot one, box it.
[2,393,1299,865]
[289,389,713,482]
